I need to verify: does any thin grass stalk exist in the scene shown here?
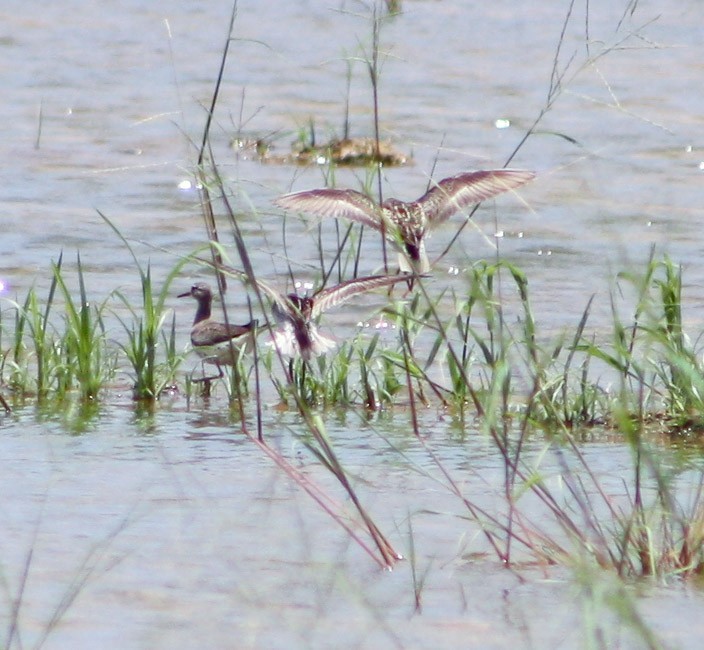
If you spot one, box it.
[36,256,61,398]
[366,3,388,274]
[401,323,420,437]
[360,338,377,410]
[321,221,355,288]
[161,312,180,388]
[405,515,430,613]
[34,99,43,150]
[245,294,263,439]
[561,297,594,423]
[3,494,45,650]
[30,510,136,650]
[22,291,50,397]
[195,0,240,295]
[300,411,400,566]
[249,430,398,569]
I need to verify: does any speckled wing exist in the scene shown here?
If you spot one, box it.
[213,263,291,316]
[191,321,255,347]
[418,169,535,226]
[275,188,383,232]
[310,274,409,318]
[202,261,405,328]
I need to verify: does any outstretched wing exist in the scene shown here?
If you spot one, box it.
[275,188,383,232]
[196,260,409,327]
[310,274,410,318]
[418,169,535,226]
[213,262,319,329]
[212,263,289,313]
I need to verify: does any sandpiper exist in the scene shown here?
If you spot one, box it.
[265,274,410,360]
[275,169,535,274]
[179,282,257,379]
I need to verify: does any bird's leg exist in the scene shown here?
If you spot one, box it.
[386,270,401,298]
[300,359,308,392]
[191,359,224,383]
[404,273,417,294]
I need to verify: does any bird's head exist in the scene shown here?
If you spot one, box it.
[178,282,212,302]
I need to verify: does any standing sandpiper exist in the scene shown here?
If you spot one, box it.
[275,169,535,274]
[179,282,257,380]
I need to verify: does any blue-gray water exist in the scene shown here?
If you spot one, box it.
[2,1,704,648]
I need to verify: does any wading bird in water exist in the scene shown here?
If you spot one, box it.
[275,169,535,275]
[179,282,257,381]
[261,274,412,360]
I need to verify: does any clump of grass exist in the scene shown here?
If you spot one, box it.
[382,294,443,410]
[113,265,184,401]
[360,333,403,410]
[100,210,188,401]
[297,341,356,408]
[572,251,704,432]
[3,282,60,400]
[644,257,704,428]
[352,248,704,588]
[528,299,610,429]
[1,253,115,403]
[262,334,397,410]
[1,254,67,400]
[52,254,115,402]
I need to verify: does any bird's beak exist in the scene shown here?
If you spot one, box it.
[177,290,191,298]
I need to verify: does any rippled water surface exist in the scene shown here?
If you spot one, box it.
[2,1,704,648]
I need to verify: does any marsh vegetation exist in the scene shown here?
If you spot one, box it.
[2,1,703,648]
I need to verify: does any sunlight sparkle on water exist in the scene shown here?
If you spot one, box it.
[178,179,203,191]
[294,280,315,293]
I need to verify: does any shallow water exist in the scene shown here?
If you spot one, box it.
[4,406,704,649]
[2,0,704,648]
